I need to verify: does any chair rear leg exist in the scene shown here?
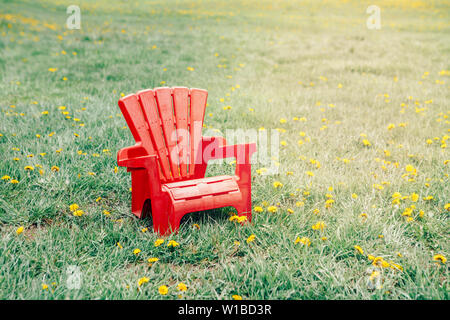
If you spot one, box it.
[168,209,184,234]
[151,196,170,235]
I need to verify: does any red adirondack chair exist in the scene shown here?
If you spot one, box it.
[117,87,257,234]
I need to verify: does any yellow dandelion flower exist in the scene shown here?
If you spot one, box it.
[325,199,334,208]
[16,226,24,235]
[73,210,84,217]
[167,240,179,247]
[410,193,419,202]
[390,263,403,272]
[296,201,304,207]
[312,221,326,231]
[246,234,256,243]
[177,282,187,292]
[433,254,446,264]
[381,260,391,268]
[354,245,364,255]
[138,277,149,287]
[295,237,311,246]
[237,216,248,223]
[154,239,164,247]
[51,166,59,172]
[253,206,263,213]
[158,285,168,295]
[392,192,402,199]
[273,181,283,188]
[373,184,384,190]
[148,257,159,264]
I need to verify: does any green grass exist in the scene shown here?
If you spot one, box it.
[0,0,449,299]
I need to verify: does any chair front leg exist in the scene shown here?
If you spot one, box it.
[236,163,252,221]
[130,169,151,218]
[168,206,184,235]
[150,194,170,235]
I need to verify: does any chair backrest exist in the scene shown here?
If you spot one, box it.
[119,87,207,182]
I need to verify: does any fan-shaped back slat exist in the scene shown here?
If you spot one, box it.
[119,87,207,183]
[189,89,208,176]
[118,94,155,156]
[154,88,181,180]
[137,89,172,180]
[172,87,190,177]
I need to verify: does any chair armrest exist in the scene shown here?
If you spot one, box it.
[204,143,257,164]
[202,142,256,184]
[117,143,148,165]
[118,154,157,168]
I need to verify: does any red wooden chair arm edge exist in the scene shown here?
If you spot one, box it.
[117,154,157,168]
[117,143,148,164]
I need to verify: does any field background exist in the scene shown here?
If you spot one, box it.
[0,0,449,299]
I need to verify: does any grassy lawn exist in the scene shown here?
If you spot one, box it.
[0,0,449,299]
